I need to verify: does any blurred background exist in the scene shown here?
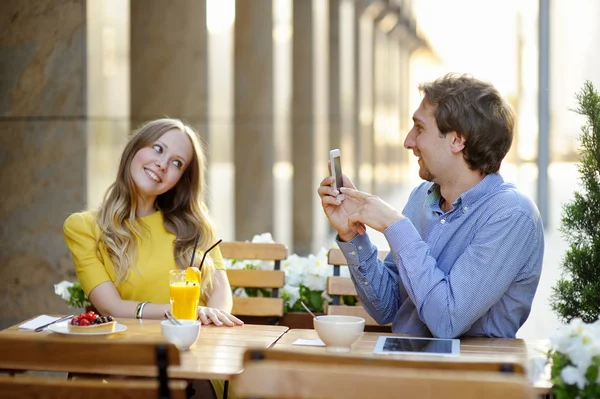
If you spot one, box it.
[1,0,599,338]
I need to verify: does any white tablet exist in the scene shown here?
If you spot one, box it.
[373,336,460,357]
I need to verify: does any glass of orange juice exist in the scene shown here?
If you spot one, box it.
[169,270,200,320]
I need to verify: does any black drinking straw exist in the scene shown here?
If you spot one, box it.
[198,238,223,272]
[190,234,201,267]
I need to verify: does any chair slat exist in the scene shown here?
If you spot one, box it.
[222,241,288,318]
[326,305,381,326]
[232,297,285,317]
[327,276,357,296]
[242,349,526,374]
[327,248,389,266]
[0,376,188,399]
[234,359,534,399]
[0,335,180,373]
[227,269,285,289]
[220,242,288,261]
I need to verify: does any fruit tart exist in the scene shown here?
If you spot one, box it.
[68,311,117,333]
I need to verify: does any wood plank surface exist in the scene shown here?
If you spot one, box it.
[220,241,287,260]
[232,297,285,317]
[227,269,285,288]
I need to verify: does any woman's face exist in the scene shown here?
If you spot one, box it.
[130,128,194,204]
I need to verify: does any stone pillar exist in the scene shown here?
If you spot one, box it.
[339,0,357,182]
[328,0,341,152]
[234,0,274,241]
[130,0,208,139]
[354,1,376,194]
[0,0,88,328]
[291,0,314,255]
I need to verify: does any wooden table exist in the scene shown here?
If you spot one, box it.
[272,329,552,396]
[0,317,288,380]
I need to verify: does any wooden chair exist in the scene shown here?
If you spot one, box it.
[0,335,186,399]
[221,241,288,320]
[326,248,390,327]
[233,348,535,399]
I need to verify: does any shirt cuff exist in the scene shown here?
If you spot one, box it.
[335,234,378,265]
[383,218,422,252]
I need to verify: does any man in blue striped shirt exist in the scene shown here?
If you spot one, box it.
[318,74,544,338]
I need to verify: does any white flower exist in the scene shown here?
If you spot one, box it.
[302,249,331,291]
[281,284,300,308]
[561,365,587,390]
[232,287,248,298]
[54,281,74,301]
[281,254,307,286]
[251,232,275,244]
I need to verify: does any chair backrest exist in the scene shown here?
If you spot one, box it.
[326,248,389,326]
[0,335,185,399]
[233,349,535,399]
[221,241,288,318]
[0,377,187,399]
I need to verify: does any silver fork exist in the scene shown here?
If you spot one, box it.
[34,315,74,332]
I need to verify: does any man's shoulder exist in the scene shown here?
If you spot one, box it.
[481,182,541,221]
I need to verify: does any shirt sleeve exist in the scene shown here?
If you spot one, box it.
[336,233,403,325]
[63,213,112,296]
[384,210,541,338]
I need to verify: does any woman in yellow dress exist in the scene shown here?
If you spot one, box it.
[64,118,242,398]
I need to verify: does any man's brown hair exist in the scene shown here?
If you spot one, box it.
[418,73,515,174]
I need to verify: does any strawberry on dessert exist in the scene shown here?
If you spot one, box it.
[68,311,117,332]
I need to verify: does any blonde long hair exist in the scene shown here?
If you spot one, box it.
[97,118,217,295]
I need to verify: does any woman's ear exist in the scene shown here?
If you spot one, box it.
[449,131,466,154]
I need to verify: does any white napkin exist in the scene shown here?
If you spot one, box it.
[292,338,326,347]
[18,315,63,331]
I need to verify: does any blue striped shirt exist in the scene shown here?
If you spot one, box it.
[337,173,544,338]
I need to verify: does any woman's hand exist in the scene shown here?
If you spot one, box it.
[198,306,244,327]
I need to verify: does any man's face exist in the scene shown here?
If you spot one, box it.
[404,99,452,183]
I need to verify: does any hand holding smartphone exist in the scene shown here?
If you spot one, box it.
[329,149,345,201]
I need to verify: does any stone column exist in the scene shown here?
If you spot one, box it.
[130,0,208,140]
[291,0,314,255]
[354,0,377,194]
[328,0,341,152]
[233,0,274,241]
[0,0,88,328]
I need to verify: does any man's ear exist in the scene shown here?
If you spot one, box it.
[449,131,466,154]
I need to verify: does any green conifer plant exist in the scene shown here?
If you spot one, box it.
[550,81,600,323]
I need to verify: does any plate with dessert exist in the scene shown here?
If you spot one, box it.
[48,311,127,335]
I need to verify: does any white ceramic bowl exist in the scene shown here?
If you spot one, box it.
[160,320,201,350]
[313,315,365,353]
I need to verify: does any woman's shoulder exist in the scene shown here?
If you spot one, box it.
[64,210,99,235]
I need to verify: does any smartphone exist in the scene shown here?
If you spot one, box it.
[329,149,345,201]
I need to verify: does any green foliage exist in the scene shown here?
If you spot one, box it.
[551,81,600,323]
[66,282,89,309]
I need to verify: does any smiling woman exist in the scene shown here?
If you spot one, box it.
[63,118,242,327]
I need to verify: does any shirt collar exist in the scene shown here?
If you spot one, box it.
[426,173,505,209]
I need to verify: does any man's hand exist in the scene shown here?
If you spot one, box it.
[317,174,365,241]
[340,187,404,234]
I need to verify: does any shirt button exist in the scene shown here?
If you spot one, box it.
[358,246,363,250]
[440,219,446,224]
[463,206,469,211]
[350,251,356,256]
[363,281,369,286]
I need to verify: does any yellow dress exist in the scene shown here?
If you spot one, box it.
[63,210,225,303]
[64,210,230,399]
